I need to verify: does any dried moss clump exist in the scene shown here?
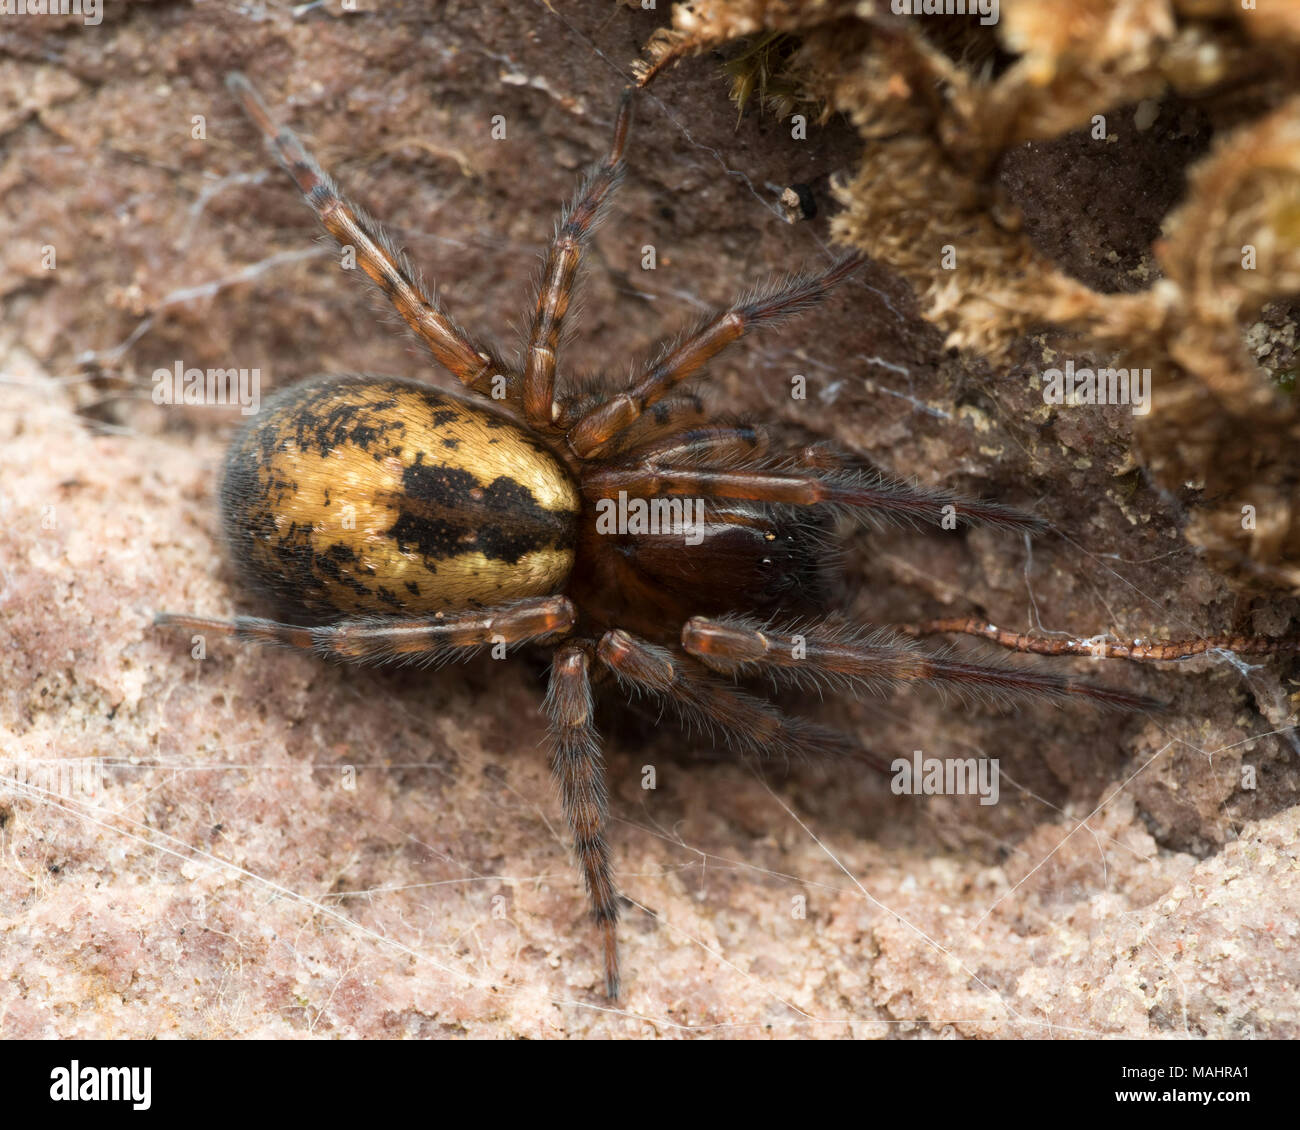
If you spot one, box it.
[640,0,1300,590]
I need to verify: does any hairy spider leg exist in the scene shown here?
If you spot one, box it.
[596,630,866,764]
[557,391,711,451]
[155,596,575,666]
[561,625,901,994]
[614,421,771,467]
[226,72,512,402]
[582,462,1046,532]
[566,254,865,459]
[523,91,633,429]
[681,616,1162,711]
[544,643,621,998]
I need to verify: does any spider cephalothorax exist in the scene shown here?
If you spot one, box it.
[158,74,1287,999]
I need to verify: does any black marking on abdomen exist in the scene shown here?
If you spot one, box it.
[388,460,573,565]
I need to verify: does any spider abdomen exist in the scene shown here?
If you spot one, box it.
[219,374,579,621]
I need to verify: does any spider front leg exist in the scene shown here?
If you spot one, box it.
[566,254,865,459]
[545,643,621,999]
[155,595,575,666]
[226,73,511,401]
[523,92,633,429]
[681,616,1161,711]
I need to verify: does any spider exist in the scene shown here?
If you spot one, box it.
[157,74,1293,1001]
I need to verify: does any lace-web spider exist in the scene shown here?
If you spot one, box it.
[157,74,1293,1000]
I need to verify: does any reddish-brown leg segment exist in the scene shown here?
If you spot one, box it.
[681,616,1162,710]
[558,392,711,454]
[523,92,633,429]
[583,463,1045,532]
[614,422,770,468]
[597,629,865,764]
[155,596,575,666]
[567,255,865,459]
[544,643,621,998]
[226,73,511,402]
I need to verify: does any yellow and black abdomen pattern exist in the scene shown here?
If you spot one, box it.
[220,375,579,621]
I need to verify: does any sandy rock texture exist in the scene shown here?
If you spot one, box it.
[1,1,1297,1038]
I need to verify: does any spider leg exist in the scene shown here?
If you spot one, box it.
[226,73,511,401]
[582,462,1045,532]
[596,629,876,766]
[523,92,633,429]
[680,616,1162,710]
[895,617,1300,661]
[154,595,575,666]
[614,422,770,468]
[566,254,865,458]
[557,391,710,453]
[545,642,621,999]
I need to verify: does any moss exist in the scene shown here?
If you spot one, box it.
[640,0,1300,592]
